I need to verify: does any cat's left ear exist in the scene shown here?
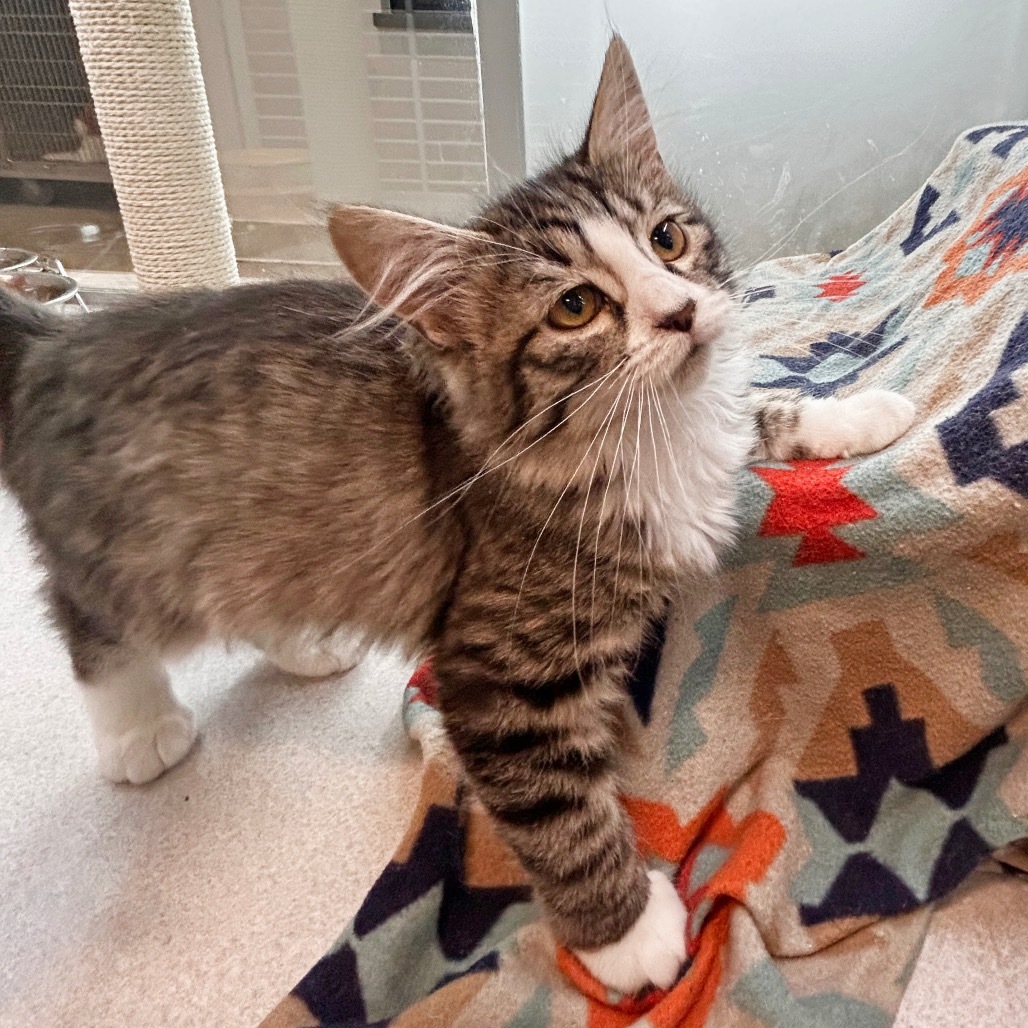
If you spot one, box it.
[580,35,660,168]
[329,204,478,348]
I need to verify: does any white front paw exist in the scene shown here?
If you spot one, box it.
[95,702,197,785]
[839,389,916,456]
[574,870,687,995]
[801,390,915,458]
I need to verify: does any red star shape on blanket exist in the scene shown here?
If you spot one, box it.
[816,271,865,302]
[754,460,877,566]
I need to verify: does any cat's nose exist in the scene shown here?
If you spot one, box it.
[658,299,696,335]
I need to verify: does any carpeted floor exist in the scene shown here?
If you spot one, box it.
[1,485,1025,1026]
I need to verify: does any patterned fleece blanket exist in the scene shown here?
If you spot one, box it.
[261,123,1028,1028]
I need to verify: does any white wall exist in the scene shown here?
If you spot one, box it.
[519,0,1028,268]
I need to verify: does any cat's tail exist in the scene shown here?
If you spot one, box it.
[0,287,53,440]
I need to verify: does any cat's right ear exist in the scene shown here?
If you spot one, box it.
[579,35,660,168]
[328,204,474,347]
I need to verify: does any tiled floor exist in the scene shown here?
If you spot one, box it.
[0,488,420,1027]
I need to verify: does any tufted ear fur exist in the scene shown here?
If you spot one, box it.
[580,35,660,168]
[328,204,479,348]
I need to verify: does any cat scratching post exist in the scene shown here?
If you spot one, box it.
[68,0,238,290]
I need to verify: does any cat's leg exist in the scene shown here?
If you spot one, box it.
[754,389,916,461]
[81,653,197,785]
[50,589,197,784]
[439,662,686,995]
[255,625,369,678]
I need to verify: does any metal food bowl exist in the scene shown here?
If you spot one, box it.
[0,246,87,311]
[0,269,80,307]
[0,247,38,273]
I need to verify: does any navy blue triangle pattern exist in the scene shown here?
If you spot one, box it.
[795,685,1011,925]
[354,802,531,959]
[938,310,1028,498]
[754,309,911,398]
[292,801,531,1025]
[800,853,920,923]
[295,943,369,1027]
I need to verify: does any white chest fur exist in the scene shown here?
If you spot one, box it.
[621,341,754,574]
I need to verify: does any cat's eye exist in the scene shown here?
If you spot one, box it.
[650,219,687,262]
[547,285,604,330]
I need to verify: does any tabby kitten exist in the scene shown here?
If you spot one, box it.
[0,38,913,994]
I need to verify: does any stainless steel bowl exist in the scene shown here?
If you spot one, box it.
[0,269,80,307]
[0,247,38,273]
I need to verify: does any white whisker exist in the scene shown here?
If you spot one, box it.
[570,371,634,676]
[510,364,632,643]
[590,375,637,639]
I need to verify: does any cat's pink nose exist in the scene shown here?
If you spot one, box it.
[658,299,695,335]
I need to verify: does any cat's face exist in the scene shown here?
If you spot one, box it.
[330,38,733,468]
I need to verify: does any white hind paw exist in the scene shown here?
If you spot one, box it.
[799,389,915,458]
[259,627,370,678]
[574,870,687,995]
[95,703,197,785]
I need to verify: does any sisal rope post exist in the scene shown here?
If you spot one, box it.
[68,0,238,290]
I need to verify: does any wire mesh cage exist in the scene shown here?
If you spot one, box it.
[0,0,109,183]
